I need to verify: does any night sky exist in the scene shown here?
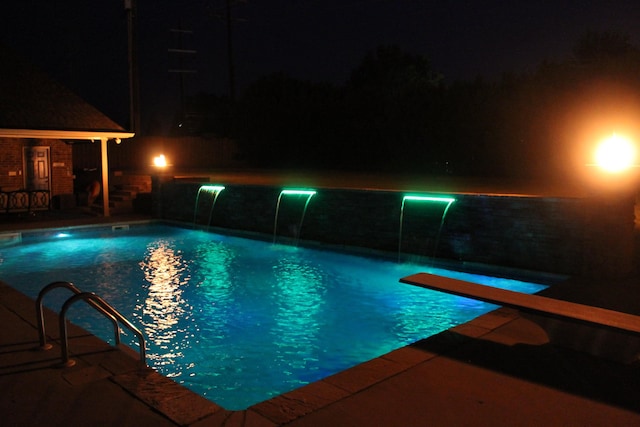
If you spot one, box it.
[2,1,639,131]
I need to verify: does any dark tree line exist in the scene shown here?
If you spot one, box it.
[179,31,640,180]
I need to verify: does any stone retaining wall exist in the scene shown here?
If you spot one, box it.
[154,179,636,279]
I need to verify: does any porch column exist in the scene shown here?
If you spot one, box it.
[100,137,110,217]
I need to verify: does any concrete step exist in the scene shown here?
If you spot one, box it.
[119,184,143,192]
[112,176,152,193]
[111,199,133,209]
[111,191,136,201]
[90,199,134,215]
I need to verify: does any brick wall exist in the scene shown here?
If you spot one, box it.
[155,181,637,279]
[0,137,73,196]
[0,138,25,190]
[49,139,74,195]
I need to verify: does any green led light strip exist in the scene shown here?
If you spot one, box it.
[193,185,226,227]
[273,189,317,244]
[402,195,456,203]
[200,185,225,192]
[399,194,456,262]
[280,189,317,196]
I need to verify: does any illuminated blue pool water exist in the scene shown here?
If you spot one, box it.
[0,224,546,410]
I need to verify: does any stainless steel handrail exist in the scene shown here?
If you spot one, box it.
[36,281,120,350]
[59,292,146,367]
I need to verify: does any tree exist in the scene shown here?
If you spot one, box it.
[344,45,444,172]
[233,73,343,168]
[487,30,640,180]
[573,30,637,65]
[348,45,442,94]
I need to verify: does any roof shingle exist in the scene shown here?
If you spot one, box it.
[0,43,126,133]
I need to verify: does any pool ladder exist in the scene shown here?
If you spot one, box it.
[36,281,147,368]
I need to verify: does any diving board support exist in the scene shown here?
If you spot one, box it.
[400,272,640,362]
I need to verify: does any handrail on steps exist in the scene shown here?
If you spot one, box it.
[36,281,120,350]
[36,281,146,367]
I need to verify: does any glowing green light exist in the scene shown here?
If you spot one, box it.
[193,185,226,227]
[402,195,456,203]
[201,185,225,192]
[399,194,456,261]
[273,189,317,244]
[281,189,317,196]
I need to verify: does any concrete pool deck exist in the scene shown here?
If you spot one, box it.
[1,207,640,425]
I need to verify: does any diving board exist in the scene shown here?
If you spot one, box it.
[400,272,640,335]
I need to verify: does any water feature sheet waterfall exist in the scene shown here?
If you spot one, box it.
[193,185,225,227]
[273,189,317,244]
[398,195,456,261]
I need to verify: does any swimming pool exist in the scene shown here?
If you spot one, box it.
[0,223,546,410]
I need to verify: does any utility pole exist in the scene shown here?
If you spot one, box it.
[226,0,236,102]
[168,24,197,124]
[207,0,244,101]
[124,0,140,133]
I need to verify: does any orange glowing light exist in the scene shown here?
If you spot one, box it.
[153,154,167,168]
[594,134,636,173]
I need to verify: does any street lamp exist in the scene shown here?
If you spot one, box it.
[151,154,170,218]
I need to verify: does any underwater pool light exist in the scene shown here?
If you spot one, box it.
[56,233,71,238]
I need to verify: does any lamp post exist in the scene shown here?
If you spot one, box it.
[583,132,639,193]
[151,154,170,218]
[584,132,639,278]
[594,133,636,174]
[153,154,168,168]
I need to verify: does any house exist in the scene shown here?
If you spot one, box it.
[0,44,133,216]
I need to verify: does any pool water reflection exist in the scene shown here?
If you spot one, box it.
[0,224,546,410]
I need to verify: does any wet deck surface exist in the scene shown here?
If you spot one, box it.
[2,273,639,426]
[1,173,639,426]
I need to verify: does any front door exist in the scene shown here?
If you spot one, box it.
[24,146,50,191]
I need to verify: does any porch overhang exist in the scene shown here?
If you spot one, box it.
[0,128,135,217]
[0,128,134,140]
